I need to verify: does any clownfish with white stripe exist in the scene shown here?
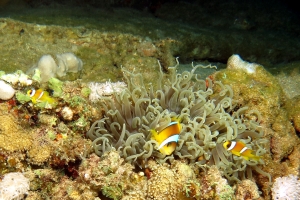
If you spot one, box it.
[151,118,182,155]
[27,89,57,106]
[223,140,261,161]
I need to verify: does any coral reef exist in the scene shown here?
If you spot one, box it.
[77,151,237,200]
[87,59,268,182]
[1,51,299,200]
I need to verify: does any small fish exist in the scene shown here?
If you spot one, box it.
[223,140,261,161]
[151,118,182,155]
[27,89,57,105]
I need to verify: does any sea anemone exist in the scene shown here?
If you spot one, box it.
[87,59,268,181]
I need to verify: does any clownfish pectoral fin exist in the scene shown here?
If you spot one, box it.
[242,155,261,161]
[241,155,250,161]
[159,142,177,155]
[158,134,179,150]
[241,151,261,161]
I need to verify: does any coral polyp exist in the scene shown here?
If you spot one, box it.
[87,60,267,181]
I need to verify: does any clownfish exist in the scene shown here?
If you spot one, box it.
[151,118,182,155]
[223,140,261,161]
[27,89,57,105]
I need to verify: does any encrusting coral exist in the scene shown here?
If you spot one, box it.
[87,59,268,182]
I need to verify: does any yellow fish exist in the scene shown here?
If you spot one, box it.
[27,89,57,105]
[223,140,261,161]
[151,118,182,155]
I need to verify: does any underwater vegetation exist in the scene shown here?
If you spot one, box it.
[87,59,268,182]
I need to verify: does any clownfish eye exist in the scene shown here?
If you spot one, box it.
[226,142,231,148]
[28,89,35,97]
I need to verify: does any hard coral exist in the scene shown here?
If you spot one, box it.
[271,175,300,200]
[87,59,267,181]
[0,172,30,200]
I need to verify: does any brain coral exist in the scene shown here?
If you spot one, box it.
[87,60,268,181]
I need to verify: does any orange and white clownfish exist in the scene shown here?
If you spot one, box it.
[27,89,57,105]
[151,118,182,155]
[223,140,261,161]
